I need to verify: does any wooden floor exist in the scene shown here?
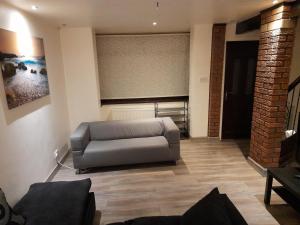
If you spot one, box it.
[52,139,300,225]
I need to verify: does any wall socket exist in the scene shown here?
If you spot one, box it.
[54,149,58,159]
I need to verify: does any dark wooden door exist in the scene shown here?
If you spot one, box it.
[222,41,259,139]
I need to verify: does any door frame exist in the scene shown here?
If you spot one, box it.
[220,40,259,139]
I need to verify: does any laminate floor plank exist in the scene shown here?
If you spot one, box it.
[52,139,300,225]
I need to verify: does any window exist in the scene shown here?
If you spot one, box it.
[96,33,190,100]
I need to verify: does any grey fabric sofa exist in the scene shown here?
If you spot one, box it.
[70,117,180,173]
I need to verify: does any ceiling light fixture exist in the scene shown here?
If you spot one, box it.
[152,22,157,26]
[31,5,38,10]
[272,0,279,4]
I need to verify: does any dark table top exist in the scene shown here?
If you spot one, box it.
[268,167,300,198]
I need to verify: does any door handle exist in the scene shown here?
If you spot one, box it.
[225,91,233,101]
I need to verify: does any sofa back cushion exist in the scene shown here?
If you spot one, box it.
[13,179,91,225]
[89,118,164,140]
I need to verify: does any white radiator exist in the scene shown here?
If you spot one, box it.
[110,108,155,120]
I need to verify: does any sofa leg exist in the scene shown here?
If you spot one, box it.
[76,169,83,174]
[76,168,89,174]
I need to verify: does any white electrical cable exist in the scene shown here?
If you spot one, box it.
[56,158,75,170]
[56,159,74,170]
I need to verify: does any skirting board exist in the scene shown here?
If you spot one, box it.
[189,137,211,140]
[247,156,268,177]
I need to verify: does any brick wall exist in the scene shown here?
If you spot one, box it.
[208,24,226,137]
[249,4,297,168]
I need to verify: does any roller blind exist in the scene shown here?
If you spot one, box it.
[96,33,190,99]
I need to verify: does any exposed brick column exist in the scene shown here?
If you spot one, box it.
[208,24,226,137]
[249,4,297,168]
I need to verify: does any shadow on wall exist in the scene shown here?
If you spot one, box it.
[0,69,51,125]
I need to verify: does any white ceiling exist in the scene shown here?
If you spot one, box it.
[4,0,279,34]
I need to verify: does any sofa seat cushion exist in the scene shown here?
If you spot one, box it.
[13,179,92,225]
[83,136,171,167]
[89,118,164,140]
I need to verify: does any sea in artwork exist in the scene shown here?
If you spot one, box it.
[0,27,50,109]
[1,55,49,109]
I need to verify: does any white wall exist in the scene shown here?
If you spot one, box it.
[285,19,300,129]
[60,25,214,137]
[0,3,70,205]
[225,22,260,41]
[189,24,212,137]
[60,27,101,131]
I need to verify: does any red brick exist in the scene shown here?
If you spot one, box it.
[249,4,296,168]
[208,24,226,137]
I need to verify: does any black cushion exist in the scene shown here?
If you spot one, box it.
[83,193,96,225]
[0,188,25,225]
[13,179,91,225]
[219,194,248,225]
[181,187,233,225]
[107,188,248,225]
[108,216,181,225]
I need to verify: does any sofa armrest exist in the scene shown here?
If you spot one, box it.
[162,117,180,144]
[70,123,90,153]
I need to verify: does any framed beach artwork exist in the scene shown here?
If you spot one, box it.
[0,28,49,109]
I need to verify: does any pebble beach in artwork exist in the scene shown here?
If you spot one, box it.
[1,56,49,109]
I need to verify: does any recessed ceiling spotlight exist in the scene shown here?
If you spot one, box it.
[31,5,38,10]
[272,0,279,4]
[152,22,157,26]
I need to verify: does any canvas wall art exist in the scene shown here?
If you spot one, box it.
[0,28,49,109]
